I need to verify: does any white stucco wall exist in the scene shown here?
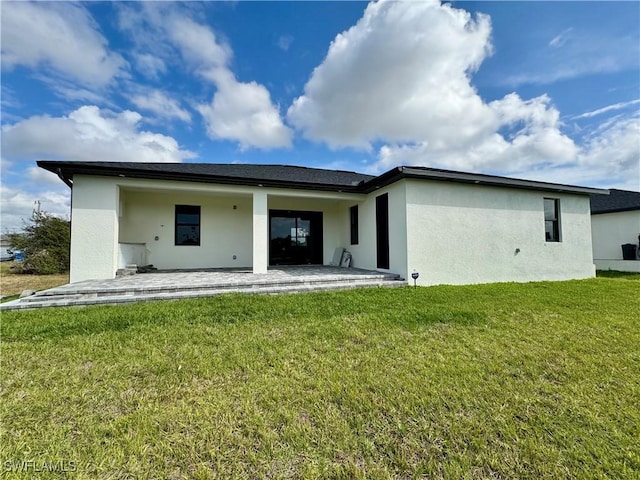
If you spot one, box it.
[120,189,253,270]
[594,260,640,272]
[591,211,640,260]
[70,176,120,283]
[404,180,595,285]
[70,175,362,281]
[344,181,408,280]
[69,173,596,285]
[253,192,268,273]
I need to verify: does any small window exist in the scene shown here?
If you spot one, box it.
[175,205,201,246]
[350,205,359,245]
[544,198,560,242]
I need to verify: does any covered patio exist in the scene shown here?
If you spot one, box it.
[1,266,406,310]
[73,174,367,283]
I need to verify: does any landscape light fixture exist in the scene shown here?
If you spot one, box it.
[411,270,419,289]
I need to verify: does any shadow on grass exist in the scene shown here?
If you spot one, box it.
[1,294,20,303]
[596,270,640,280]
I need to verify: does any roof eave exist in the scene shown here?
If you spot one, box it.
[591,206,640,215]
[360,166,608,196]
[37,160,363,193]
[38,160,611,197]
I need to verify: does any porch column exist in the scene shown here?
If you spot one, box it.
[69,177,119,282]
[252,191,268,274]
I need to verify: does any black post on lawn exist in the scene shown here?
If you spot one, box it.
[411,271,419,289]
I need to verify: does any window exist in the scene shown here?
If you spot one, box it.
[350,205,359,245]
[544,198,560,242]
[175,205,201,246]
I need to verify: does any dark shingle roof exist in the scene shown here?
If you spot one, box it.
[590,188,640,214]
[37,161,608,196]
[38,161,374,191]
[358,166,607,195]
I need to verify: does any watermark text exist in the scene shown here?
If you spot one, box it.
[3,460,77,473]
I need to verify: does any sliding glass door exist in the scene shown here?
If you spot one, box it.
[269,210,323,265]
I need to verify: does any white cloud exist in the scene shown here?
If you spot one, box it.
[288,0,494,150]
[132,53,167,80]
[1,101,198,231]
[277,35,294,51]
[288,0,579,179]
[1,1,127,87]
[573,99,640,120]
[167,16,232,73]
[167,15,292,149]
[1,106,196,163]
[0,184,70,234]
[129,89,192,123]
[27,167,63,186]
[549,28,573,48]
[502,29,639,87]
[377,113,639,191]
[118,4,292,150]
[197,72,293,150]
[1,86,21,110]
[579,114,640,185]
[1,167,72,233]
[33,75,109,104]
[478,113,638,191]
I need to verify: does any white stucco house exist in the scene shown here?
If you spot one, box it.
[39,161,607,285]
[590,189,640,272]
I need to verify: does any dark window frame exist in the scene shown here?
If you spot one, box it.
[544,198,560,242]
[350,205,359,245]
[175,205,201,246]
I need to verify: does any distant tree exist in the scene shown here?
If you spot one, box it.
[8,211,71,274]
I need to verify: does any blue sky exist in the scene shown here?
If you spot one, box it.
[1,0,639,232]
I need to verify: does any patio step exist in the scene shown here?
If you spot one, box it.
[1,273,407,310]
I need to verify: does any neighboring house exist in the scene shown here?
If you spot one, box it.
[39,161,607,285]
[590,189,640,272]
[0,235,14,260]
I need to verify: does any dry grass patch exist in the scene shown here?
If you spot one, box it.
[0,262,68,298]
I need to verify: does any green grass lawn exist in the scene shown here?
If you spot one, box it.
[2,278,639,479]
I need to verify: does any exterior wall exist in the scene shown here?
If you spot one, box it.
[118,243,147,269]
[120,190,253,270]
[70,175,120,283]
[405,179,595,285]
[344,181,408,280]
[1,238,13,257]
[591,210,640,260]
[253,192,268,273]
[69,173,597,285]
[69,175,362,281]
[594,259,640,272]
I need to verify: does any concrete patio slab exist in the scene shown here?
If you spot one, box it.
[1,266,406,310]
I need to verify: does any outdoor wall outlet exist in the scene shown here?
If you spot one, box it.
[233,255,237,260]
[155,236,159,241]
